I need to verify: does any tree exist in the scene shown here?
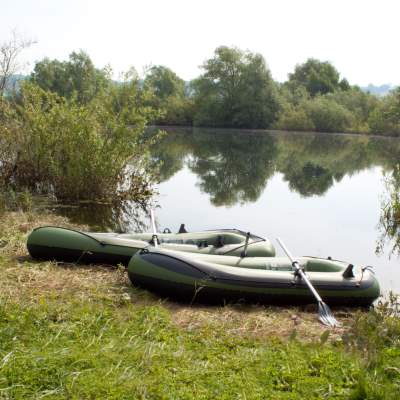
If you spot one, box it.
[288,58,348,97]
[193,46,279,129]
[368,88,400,136]
[0,30,35,96]
[30,51,109,103]
[144,65,193,125]
[144,65,185,100]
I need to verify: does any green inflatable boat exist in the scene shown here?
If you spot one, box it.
[127,247,380,306]
[27,226,275,266]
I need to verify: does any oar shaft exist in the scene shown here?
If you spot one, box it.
[294,264,323,303]
[277,237,323,302]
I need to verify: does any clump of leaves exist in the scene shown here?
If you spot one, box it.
[343,293,400,365]
[0,81,161,205]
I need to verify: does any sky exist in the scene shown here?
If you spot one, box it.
[1,0,399,86]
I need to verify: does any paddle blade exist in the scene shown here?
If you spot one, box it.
[318,302,341,327]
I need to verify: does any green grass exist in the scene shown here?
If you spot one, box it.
[0,211,399,399]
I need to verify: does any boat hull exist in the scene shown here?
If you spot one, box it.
[128,248,380,307]
[27,226,276,265]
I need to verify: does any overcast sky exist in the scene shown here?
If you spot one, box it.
[1,0,399,85]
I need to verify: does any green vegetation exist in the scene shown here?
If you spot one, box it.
[3,39,400,137]
[377,165,400,256]
[0,81,159,203]
[138,50,399,135]
[30,50,109,104]
[287,58,350,97]
[144,65,194,126]
[192,46,279,129]
[0,49,162,204]
[0,211,399,399]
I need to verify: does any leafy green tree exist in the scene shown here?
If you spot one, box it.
[327,87,379,132]
[193,46,279,128]
[30,51,109,103]
[288,58,348,97]
[144,66,185,100]
[144,65,193,125]
[368,88,400,136]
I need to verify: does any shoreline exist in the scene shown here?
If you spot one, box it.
[150,125,400,140]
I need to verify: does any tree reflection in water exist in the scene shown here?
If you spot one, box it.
[151,128,400,203]
[377,165,400,257]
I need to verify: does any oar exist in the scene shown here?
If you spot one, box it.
[150,209,158,248]
[276,238,340,327]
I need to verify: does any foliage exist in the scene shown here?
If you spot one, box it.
[368,88,400,136]
[305,96,354,133]
[377,165,400,256]
[327,88,380,133]
[144,65,194,125]
[193,46,280,129]
[30,51,109,104]
[275,96,353,133]
[287,58,349,97]
[274,104,316,131]
[0,81,160,203]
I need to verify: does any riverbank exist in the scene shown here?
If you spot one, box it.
[0,211,399,398]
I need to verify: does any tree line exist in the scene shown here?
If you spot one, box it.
[1,40,400,204]
[20,46,400,136]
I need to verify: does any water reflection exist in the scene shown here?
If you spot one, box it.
[53,201,149,232]
[37,127,400,260]
[151,128,400,203]
[377,166,400,257]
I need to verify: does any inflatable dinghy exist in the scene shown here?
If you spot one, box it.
[127,247,380,306]
[27,226,275,265]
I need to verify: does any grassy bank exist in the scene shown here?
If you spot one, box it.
[0,212,399,399]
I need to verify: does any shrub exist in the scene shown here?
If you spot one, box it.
[305,96,353,133]
[368,89,400,136]
[274,105,315,131]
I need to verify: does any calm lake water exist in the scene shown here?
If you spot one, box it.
[59,127,400,294]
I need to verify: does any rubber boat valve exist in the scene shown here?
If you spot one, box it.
[342,264,355,278]
[150,234,159,246]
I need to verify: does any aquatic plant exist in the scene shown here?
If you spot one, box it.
[377,165,400,256]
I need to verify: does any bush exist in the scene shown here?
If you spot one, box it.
[0,82,160,204]
[305,96,353,133]
[274,105,315,131]
[368,89,400,136]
